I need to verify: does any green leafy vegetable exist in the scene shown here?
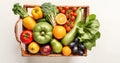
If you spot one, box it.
[41,2,59,27]
[86,14,96,23]
[77,14,100,50]
[12,3,29,18]
[84,40,96,50]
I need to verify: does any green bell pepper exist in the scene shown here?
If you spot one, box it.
[33,22,53,44]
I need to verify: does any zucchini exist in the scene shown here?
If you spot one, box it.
[61,8,82,45]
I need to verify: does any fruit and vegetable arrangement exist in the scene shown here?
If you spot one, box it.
[13,2,100,56]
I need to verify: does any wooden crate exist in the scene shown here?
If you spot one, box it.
[14,5,89,56]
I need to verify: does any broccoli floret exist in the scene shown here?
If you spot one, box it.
[12,3,29,18]
[41,2,59,26]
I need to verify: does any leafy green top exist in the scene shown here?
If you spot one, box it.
[12,3,29,18]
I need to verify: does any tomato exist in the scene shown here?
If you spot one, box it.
[70,11,74,16]
[73,13,77,17]
[65,26,71,32]
[72,7,77,12]
[70,22,74,28]
[65,20,69,24]
[64,24,67,28]
[64,24,71,32]
[58,7,63,12]
[61,9,66,14]
[64,6,69,10]
[66,14,70,19]
[71,16,75,21]
[20,30,33,44]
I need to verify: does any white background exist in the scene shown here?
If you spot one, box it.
[0,0,120,63]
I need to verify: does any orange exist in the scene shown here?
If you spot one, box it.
[62,46,72,56]
[53,26,66,39]
[55,13,67,25]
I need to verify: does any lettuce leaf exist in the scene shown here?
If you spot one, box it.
[83,40,96,50]
[77,14,100,50]
[86,14,96,24]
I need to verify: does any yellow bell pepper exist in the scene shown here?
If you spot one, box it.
[23,16,36,30]
[31,6,43,20]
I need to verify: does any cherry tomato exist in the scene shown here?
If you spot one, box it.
[66,26,71,32]
[64,6,69,10]
[73,13,77,17]
[61,9,66,14]
[71,16,75,21]
[64,24,67,28]
[64,24,71,32]
[66,20,69,24]
[70,11,74,16]
[58,7,63,12]
[70,22,74,28]
[72,7,77,12]
[66,14,70,19]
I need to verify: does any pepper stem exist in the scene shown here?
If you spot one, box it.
[41,31,45,36]
[24,34,28,38]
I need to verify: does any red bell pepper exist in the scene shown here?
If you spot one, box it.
[20,30,33,44]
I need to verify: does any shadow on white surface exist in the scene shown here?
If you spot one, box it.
[26,56,87,63]
[26,57,70,63]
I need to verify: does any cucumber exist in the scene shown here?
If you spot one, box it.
[61,8,82,45]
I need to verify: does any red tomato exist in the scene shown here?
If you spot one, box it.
[65,20,69,24]
[64,24,68,28]
[20,30,33,44]
[73,13,77,17]
[71,16,75,21]
[58,7,63,11]
[66,14,70,19]
[64,6,69,10]
[61,9,66,14]
[64,24,71,32]
[66,26,71,32]
[70,22,74,28]
[72,7,77,12]
[70,11,74,16]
